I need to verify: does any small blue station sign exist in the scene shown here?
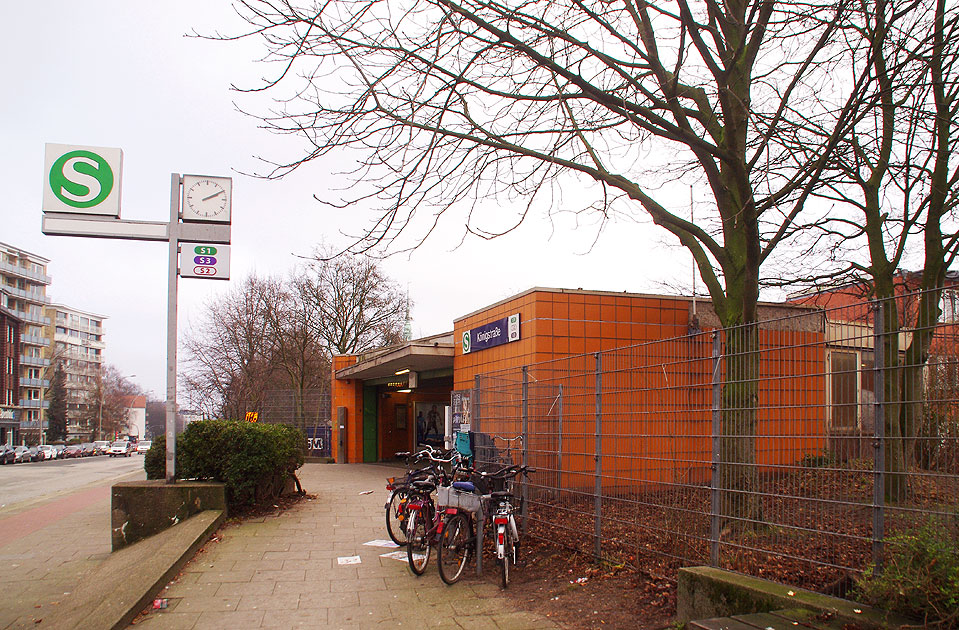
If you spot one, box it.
[462,313,520,354]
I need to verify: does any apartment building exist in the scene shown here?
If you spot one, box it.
[0,242,52,443]
[45,304,106,439]
[0,307,22,443]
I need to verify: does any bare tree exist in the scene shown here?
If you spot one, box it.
[787,0,959,499]
[299,253,407,355]
[218,0,867,523]
[78,365,140,440]
[265,272,331,426]
[182,275,282,421]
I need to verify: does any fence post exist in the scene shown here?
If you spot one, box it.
[557,384,564,492]
[473,373,483,577]
[594,352,603,562]
[473,374,481,433]
[709,332,722,567]
[521,366,530,532]
[872,301,886,570]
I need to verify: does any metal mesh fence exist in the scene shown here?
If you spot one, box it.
[259,388,332,456]
[469,289,959,591]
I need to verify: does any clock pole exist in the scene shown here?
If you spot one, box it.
[166,174,180,484]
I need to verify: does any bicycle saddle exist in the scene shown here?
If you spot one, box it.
[451,481,476,492]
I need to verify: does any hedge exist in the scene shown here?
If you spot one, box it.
[145,420,305,508]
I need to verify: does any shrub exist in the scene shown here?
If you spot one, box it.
[142,420,305,509]
[856,518,959,629]
[144,439,165,479]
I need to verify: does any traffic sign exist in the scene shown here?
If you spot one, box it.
[43,143,123,217]
[179,243,230,280]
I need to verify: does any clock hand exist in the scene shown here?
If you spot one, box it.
[202,190,225,202]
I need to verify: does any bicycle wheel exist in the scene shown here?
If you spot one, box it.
[407,510,431,575]
[500,531,513,588]
[385,487,410,546]
[438,513,471,585]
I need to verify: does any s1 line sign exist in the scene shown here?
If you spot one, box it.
[43,143,123,217]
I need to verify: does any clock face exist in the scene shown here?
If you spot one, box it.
[182,176,231,223]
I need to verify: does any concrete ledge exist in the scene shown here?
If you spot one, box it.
[111,480,226,550]
[677,566,913,629]
[41,509,225,630]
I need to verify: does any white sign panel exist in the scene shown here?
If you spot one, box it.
[179,243,230,280]
[43,143,123,217]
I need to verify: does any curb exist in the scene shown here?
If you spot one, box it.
[39,509,225,630]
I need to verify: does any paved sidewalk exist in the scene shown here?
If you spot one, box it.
[0,473,144,629]
[133,463,563,630]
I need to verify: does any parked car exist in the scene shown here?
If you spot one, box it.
[52,444,66,459]
[93,440,111,455]
[37,445,55,461]
[80,443,96,457]
[63,444,83,458]
[13,446,31,463]
[109,441,133,457]
[26,446,43,462]
[135,440,152,455]
[0,444,15,465]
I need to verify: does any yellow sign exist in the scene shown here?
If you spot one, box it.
[245,411,259,423]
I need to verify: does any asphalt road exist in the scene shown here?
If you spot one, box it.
[0,453,146,513]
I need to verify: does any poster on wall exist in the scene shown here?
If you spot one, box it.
[414,401,444,447]
[450,389,472,435]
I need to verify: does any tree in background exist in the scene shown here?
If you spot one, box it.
[45,361,68,442]
[299,252,407,355]
[78,366,140,440]
[145,398,167,440]
[182,256,406,423]
[182,275,281,422]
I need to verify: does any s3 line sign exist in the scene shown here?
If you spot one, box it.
[43,143,123,217]
[462,313,520,354]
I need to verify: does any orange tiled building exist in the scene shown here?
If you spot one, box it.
[331,287,828,476]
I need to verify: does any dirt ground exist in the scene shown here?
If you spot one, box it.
[483,537,676,630]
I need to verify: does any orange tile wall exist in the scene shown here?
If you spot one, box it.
[453,289,827,491]
[331,355,362,463]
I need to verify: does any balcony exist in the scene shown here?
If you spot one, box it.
[20,355,51,368]
[19,399,50,409]
[0,285,51,305]
[0,260,51,285]
[20,334,51,347]
[19,377,50,388]
[16,310,51,326]
[55,333,104,349]
[18,419,48,430]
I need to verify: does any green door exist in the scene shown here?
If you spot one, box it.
[362,386,378,462]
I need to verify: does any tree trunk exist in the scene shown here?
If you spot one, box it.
[720,322,763,528]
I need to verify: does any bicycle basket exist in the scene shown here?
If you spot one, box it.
[436,485,483,513]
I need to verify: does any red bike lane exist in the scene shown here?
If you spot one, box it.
[0,484,111,545]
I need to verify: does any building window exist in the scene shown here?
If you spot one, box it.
[941,290,959,323]
[828,349,875,433]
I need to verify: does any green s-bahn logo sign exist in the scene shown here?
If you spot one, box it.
[43,143,123,217]
[49,150,114,208]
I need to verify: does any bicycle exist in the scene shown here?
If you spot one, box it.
[478,464,534,588]
[435,481,483,584]
[404,477,440,575]
[384,446,465,546]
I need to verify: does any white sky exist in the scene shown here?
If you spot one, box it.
[2,1,694,400]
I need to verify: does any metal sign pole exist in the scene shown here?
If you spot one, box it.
[165,173,180,484]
